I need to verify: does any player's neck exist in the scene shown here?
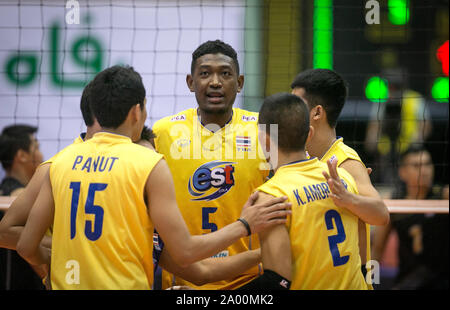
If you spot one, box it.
[197,108,233,129]
[100,126,134,140]
[274,150,308,172]
[308,124,337,159]
[85,122,102,140]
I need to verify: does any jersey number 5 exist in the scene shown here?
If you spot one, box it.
[202,207,218,233]
[69,182,107,241]
[325,209,350,267]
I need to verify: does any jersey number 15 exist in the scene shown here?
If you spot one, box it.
[69,182,107,241]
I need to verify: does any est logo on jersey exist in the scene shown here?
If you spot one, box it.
[188,161,236,201]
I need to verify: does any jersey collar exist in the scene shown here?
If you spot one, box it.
[320,136,344,161]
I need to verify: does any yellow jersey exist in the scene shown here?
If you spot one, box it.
[319,138,372,269]
[258,158,367,290]
[153,107,269,290]
[320,137,365,168]
[49,132,163,290]
[41,133,86,166]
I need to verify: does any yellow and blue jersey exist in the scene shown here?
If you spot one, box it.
[41,133,86,166]
[153,107,269,290]
[319,137,372,271]
[258,158,367,290]
[49,132,163,290]
[320,137,365,168]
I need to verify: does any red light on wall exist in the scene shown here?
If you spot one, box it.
[437,41,449,77]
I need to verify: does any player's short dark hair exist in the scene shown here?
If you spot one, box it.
[89,65,146,129]
[291,69,348,128]
[258,93,310,152]
[191,40,240,75]
[0,124,38,170]
[80,82,94,127]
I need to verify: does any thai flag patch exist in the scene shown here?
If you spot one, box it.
[236,136,251,151]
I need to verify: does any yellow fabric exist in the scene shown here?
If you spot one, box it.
[41,134,85,166]
[258,158,367,290]
[153,108,269,290]
[320,137,366,168]
[50,132,163,290]
[319,137,373,289]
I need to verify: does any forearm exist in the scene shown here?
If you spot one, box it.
[18,242,51,266]
[174,221,247,267]
[198,249,261,285]
[164,249,261,286]
[344,193,389,226]
[371,224,391,262]
[0,225,23,250]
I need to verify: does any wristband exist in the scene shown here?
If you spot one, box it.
[237,218,252,236]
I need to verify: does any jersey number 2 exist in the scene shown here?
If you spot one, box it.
[69,182,107,241]
[324,209,350,267]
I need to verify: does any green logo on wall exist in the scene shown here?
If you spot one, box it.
[5,17,103,88]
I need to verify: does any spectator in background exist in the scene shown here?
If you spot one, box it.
[0,124,44,290]
[372,145,449,290]
[365,68,432,186]
[0,125,43,196]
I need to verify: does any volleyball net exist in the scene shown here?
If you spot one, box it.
[0,0,448,195]
[2,196,450,214]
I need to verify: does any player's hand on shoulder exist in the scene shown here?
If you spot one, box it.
[322,159,356,209]
[239,192,292,235]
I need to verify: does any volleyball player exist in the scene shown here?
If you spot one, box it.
[0,80,271,290]
[290,69,389,280]
[152,40,270,289]
[241,93,367,290]
[16,65,290,290]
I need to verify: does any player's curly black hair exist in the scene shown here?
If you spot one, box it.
[191,40,240,75]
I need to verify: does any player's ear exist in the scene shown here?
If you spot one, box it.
[128,103,141,123]
[237,75,244,93]
[15,149,29,163]
[186,74,195,92]
[311,105,323,122]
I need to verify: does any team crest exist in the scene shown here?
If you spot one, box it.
[188,161,236,201]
